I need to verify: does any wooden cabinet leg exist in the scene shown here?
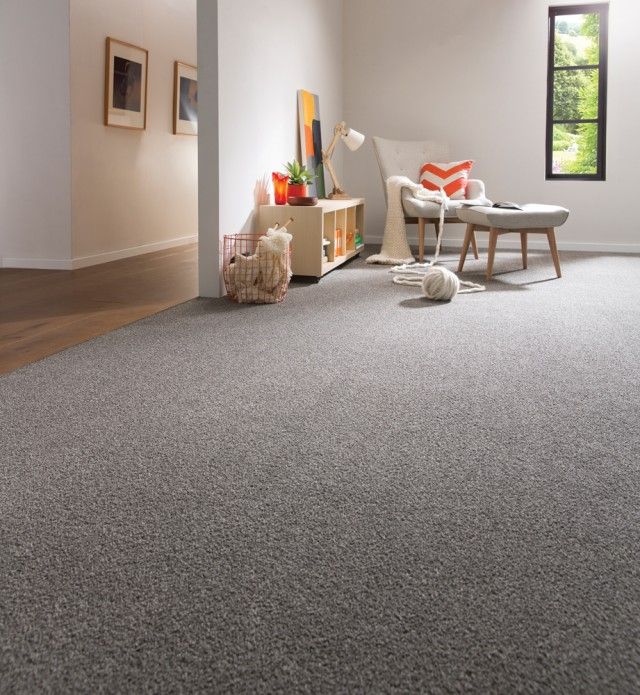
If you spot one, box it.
[418,218,425,262]
[471,231,479,260]
[486,228,498,279]
[520,232,528,270]
[458,223,474,272]
[547,227,562,278]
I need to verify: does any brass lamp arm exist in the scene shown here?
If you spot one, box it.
[324,121,347,160]
[322,121,349,198]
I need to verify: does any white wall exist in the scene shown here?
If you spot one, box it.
[344,0,640,252]
[0,0,72,269]
[197,0,219,298]
[70,0,198,266]
[198,0,344,296]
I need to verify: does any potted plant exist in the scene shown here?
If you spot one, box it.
[284,159,315,197]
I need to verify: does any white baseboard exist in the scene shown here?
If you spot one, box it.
[365,234,640,254]
[1,235,197,271]
[72,234,197,269]
[0,256,73,270]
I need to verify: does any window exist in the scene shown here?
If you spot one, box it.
[546,4,608,180]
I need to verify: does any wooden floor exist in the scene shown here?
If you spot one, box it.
[0,244,198,375]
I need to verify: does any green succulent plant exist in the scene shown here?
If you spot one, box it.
[284,159,315,185]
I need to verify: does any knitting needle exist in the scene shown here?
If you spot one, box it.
[273,217,294,230]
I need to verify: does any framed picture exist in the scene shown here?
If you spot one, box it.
[173,62,198,136]
[297,90,326,198]
[104,37,148,130]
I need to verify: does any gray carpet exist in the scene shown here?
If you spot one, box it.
[2,248,640,694]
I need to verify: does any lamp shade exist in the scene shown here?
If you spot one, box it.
[342,127,365,152]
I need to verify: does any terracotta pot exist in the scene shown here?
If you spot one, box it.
[287,183,308,198]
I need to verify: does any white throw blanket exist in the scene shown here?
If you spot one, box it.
[367,176,448,265]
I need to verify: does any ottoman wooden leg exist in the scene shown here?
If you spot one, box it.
[418,218,426,263]
[547,227,562,278]
[486,228,499,279]
[458,223,474,272]
[520,232,528,270]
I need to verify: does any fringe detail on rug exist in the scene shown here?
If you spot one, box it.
[367,253,416,265]
[367,175,448,266]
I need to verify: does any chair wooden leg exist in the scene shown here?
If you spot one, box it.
[458,223,474,272]
[418,218,425,262]
[486,228,498,279]
[547,227,562,278]
[520,232,528,270]
[471,230,479,260]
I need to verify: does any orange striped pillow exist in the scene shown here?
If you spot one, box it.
[420,160,474,199]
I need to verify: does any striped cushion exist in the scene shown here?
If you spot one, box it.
[420,160,474,199]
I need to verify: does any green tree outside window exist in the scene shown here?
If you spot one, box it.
[551,11,602,176]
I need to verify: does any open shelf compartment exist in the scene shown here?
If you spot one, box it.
[258,198,365,279]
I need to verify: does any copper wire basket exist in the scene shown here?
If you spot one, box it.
[223,220,293,304]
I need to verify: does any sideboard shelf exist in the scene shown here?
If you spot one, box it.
[258,198,365,279]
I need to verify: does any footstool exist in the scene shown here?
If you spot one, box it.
[457,204,570,279]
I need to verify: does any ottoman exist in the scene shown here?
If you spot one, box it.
[457,204,570,279]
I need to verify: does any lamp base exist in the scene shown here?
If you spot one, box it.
[328,189,352,200]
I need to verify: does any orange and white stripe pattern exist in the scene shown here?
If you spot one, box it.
[420,160,474,199]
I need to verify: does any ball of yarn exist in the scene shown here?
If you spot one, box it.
[421,265,460,301]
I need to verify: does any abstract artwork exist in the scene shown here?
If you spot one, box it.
[104,37,148,130]
[113,57,142,111]
[173,62,198,136]
[297,90,326,198]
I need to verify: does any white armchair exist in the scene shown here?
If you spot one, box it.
[373,137,491,262]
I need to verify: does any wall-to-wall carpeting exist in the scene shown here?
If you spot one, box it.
[2,250,639,693]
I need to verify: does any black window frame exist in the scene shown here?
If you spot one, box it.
[546,3,609,181]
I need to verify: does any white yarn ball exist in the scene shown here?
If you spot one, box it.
[421,266,460,301]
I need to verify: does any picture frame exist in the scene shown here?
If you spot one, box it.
[173,62,198,136]
[104,37,148,130]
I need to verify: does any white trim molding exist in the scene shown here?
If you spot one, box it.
[0,235,197,270]
[366,233,640,255]
[0,257,73,270]
[72,234,197,269]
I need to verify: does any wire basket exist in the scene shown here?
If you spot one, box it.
[223,226,292,304]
